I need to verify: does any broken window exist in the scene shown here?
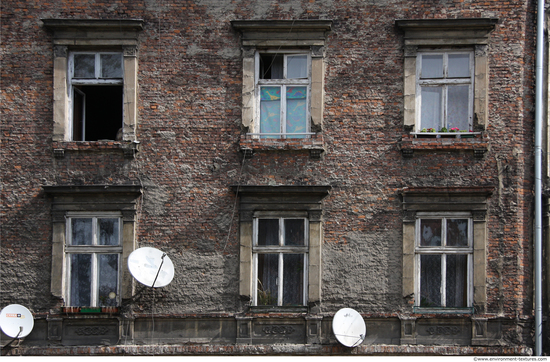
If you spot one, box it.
[253,217,308,306]
[66,214,122,307]
[256,52,310,138]
[416,215,472,308]
[69,52,123,141]
[417,51,474,132]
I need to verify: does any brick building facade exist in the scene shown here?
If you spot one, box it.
[0,0,540,356]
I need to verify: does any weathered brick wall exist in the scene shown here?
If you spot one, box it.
[0,0,536,352]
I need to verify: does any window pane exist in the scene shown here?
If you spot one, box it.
[98,254,119,307]
[287,55,308,79]
[447,85,470,130]
[286,87,307,138]
[74,54,96,78]
[260,54,283,79]
[420,254,441,307]
[447,219,469,247]
[420,219,442,246]
[448,53,470,78]
[446,254,468,307]
[283,254,304,305]
[420,86,442,130]
[421,54,443,78]
[258,219,279,246]
[98,218,120,246]
[71,218,93,245]
[70,254,92,306]
[260,87,281,138]
[285,219,305,246]
[100,53,123,78]
[257,253,278,305]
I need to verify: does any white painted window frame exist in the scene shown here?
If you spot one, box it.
[414,212,473,309]
[65,212,123,307]
[415,50,474,132]
[252,215,309,306]
[253,51,312,138]
[68,51,124,141]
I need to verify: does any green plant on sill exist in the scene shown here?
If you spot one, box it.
[257,279,277,306]
[439,127,448,133]
[420,128,436,133]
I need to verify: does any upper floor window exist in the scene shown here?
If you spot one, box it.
[43,19,143,144]
[417,51,474,132]
[231,20,332,142]
[66,214,122,307]
[256,52,311,138]
[396,18,497,134]
[70,52,124,141]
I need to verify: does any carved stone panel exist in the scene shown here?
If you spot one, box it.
[416,319,471,346]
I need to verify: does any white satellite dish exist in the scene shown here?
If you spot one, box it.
[332,308,366,347]
[128,247,174,288]
[0,304,34,339]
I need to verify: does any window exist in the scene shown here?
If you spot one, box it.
[253,217,308,306]
[401,187,492,314]
[417,51,474,132]
[395,18,497,133]
[415,215,472,308]
[70,52,124,141]
[231,20,332,142]
[66,214,122,307]
[256,52,311,138]
[43,19,142,144]
[44,185,142,310]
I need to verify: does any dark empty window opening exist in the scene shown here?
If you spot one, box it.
[72,85,123,141]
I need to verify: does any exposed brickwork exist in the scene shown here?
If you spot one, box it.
[0,0,538,355]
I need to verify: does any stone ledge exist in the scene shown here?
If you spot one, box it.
[239,134,325,159]
[52,141,140,159]
[400,134,488,159]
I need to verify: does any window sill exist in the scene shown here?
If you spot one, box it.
[400,133,488,159]
[52,140,140,159]
[413,306,474,315]
[62,306,120,314]
[239,133,325,159]
[248,305,309,315]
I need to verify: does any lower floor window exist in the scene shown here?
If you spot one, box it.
[254,217,308,306]
[416,215,472,308]
[66,214,122,307]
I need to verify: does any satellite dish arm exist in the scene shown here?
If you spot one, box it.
[151,253,166,288]
[1,327,23,352]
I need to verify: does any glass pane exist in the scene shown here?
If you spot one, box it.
[100,53,123,78]
[447,219,469,247]
[446,254,468,307]
[258,219,279,246]
[421,54,443,78]
[260,87,281,138]
[287,55,308,79]
[448,53,470,78]
[98,218,120,246]
[260,54,283,79]
[257,253,278,305]
[74,54,95,78]
[70,254,91,306]
[283,254,304,305]
[420,254,441,307]
[98,254,119,307]
[420,86,442,130]
[447,85,470,131]
[284,219,305,246]
[420,219,442,246]
[71,218,93,246]
[286,87,307,138]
